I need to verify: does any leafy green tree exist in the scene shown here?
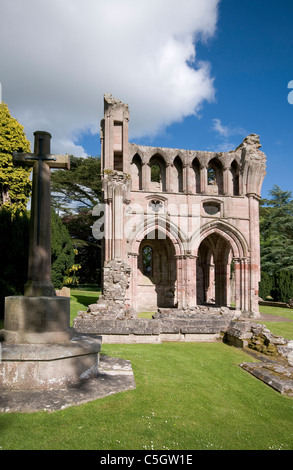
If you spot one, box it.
[260,185,293,275]
[51,210,76,289]
[0,102,32,213]
[51,156,102,213]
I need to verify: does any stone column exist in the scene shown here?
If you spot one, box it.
[128,253,139,311]
[145,163,151,191]
[141,162,147,191]
[165,163,171,192]
[183,163,190,193]
[222,164,230,195]
[248,193,261,317]
[185,255,197,307]
[200,165,207,194]
[234,258,241,310]
[175,255,183,308]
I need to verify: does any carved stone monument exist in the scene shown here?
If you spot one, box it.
[0,131,102,391]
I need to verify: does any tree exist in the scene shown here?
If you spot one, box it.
[0,102,32,213]
[51,210,76,289]
[62,209,102,285]
[51,155,102,214]
[260,185,293,275]
[0,207,30,317]
[271,270,293,303]
[51,156,103,285]
[259,270,273,300]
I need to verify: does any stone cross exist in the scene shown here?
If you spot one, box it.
[13,131,70,297]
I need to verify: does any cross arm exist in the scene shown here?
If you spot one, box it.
[12,152,70,170]
[13,152,35,167]
[46,155,70,170]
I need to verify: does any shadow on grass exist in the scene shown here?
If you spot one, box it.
[71,293,100,309]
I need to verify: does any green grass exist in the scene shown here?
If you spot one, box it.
[0,291,293,450]
[70,288,101,325]
[258,305,293,340]
[0,342,292,450]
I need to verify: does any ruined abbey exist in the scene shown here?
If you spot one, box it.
[93,94,267,319]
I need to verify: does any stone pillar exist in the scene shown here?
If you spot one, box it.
[185,255,197,307]
[248,194,261,317]
[166,163,171,192]
[234,258,241,310]
[128,253,139,311]
[200,165,207,194]
[102,171,131,262]
[183,163,190,193]
[141,162,148,191]
[145,163,151,191]
[175,255,183,308]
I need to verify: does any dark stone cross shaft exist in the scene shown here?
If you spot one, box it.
[13,131,70,297]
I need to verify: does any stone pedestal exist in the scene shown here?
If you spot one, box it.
[1,131,103,396]
[0,296,102,391]
[4,296,71,344]
[0,335,101,390]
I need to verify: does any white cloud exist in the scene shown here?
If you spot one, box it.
[212,119,247,139]
[210,118,247,151]
[0,0,220,156]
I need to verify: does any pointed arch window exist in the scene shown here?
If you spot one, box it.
[151,163,161,183]
[142,246,153,276]
[208,167,216,185]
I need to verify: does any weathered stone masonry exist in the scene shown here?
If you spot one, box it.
[72,95,293,395]
[85,94,267,318]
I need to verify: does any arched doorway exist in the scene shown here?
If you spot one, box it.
[137,230,177,311]
[197,233,233,307]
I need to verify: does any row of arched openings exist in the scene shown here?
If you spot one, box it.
[131,153,240,196]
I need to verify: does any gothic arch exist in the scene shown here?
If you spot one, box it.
[230,159,240,196]
[129,216,187,257]
[131,153,142,190]
[173,155,183,193]
[207,157,224,195]
[191,220,249,259]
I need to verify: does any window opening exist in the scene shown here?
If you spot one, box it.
[208,167,216,185]
[143,246,153,276]
[151,163,161,183]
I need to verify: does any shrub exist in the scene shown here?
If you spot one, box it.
[259,270,273,300]
[271,270,293,303]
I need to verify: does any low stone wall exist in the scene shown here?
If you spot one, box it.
[259,300,291,309]
[73,314,234,344]
[73,308,293,395]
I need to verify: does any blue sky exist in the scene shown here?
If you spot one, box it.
[79,0,293,199]
[1,0,292,199]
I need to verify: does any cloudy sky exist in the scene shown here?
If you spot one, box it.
[1,0,292,198]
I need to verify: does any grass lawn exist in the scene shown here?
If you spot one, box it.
[0,290,292,450]
[258,304,293,340]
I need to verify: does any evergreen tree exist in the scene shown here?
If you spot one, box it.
[0,102,32,213]
[271,270,293,303]
[259,270,273,300]
[62,209,102,285]
[51,209,75,289]
[260,185,293,275]
[0,207,30,317]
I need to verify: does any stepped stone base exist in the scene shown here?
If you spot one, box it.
[0,333,102,390]
[1,296,102,391]
[0,355,135,413]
